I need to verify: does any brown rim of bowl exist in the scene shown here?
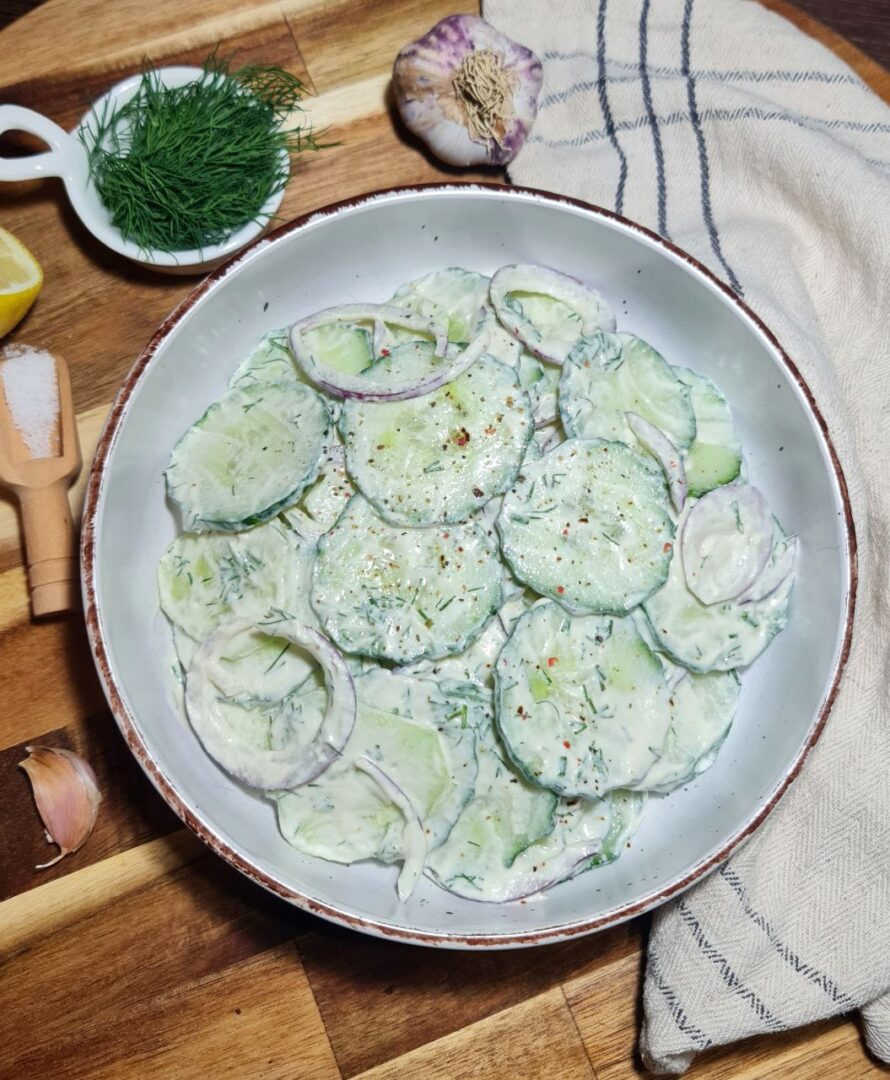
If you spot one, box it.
[81,182,857,949]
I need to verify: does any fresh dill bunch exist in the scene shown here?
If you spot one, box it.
[81,56,329,254]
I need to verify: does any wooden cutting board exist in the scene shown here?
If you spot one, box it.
[0,2,887,1077]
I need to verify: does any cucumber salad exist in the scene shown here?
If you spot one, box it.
[158,264,797,904]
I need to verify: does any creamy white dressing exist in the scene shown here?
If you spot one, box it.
[644,510,794,672]
[311,494,504,663]
[630,670,740,794]
[681,486,773,605]
[161,264,797,905]
[274,670,479,864]
[496,603,672,797]
[498,437,675,616]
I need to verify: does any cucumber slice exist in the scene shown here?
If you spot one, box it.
[674,367,742,496]
[560,332,696,450]
[401,613,507,690]
[497,438,675,616]
[172,624,198,672]
[166,381,330,532]
[425,718,560,900]
[158,517,317,643]
[202,623,320,706]
[630,670,740,793]
[518,351,560,426]
[300,320,375,376]
[392,268,491,343]
[296,437,356,533]
[490,264,616,365]
[494,602,672,798]
[229,329,301,389]
[585,789,646,868]
[429,783,620,901]
[311,494,504,663]
[274,670,480,864]
[400,582,539,687]
[339,354,533,527]
[643,507,795,672]
[480,312,522,366]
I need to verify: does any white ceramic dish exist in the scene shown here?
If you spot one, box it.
[82,185,855,948]
[0,67,287,274]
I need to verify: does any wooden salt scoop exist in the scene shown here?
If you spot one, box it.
[0,352,82,615]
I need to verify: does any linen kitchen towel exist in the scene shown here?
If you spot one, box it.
[482,0,890,1071]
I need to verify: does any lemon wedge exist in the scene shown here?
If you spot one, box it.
[0,227,43,338]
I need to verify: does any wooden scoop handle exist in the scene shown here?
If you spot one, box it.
[17,480,80,616]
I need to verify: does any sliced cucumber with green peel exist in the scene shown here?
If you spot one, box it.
[158,517,317,643]
[401,613,507,690]
[229,329,301,389]
[674,367,742,495]
[497,438,675,616]
[296,437,355,533]
[392,268,491,343]
[166,381,330,532]
[518,351,560,426]
[585,789,646,868]
[480,312,522,366]
[643,507,795,672]
[494,602,672,798]
[311,494,504,663]
[274,669,480,864]
[301,320,376,375]
[339,354,533,527]
[490,264,616,365]
[560,332,696,450]
[204,623,320,706]
[630,670,740,793]
[425,718,560,900]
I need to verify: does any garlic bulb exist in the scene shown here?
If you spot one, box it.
[19,745,101,869]
[393,15,543,167]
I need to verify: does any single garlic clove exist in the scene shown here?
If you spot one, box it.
[19,745,101,869]
[393,15,543,168]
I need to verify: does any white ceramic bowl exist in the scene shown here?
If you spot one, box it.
[82,185,855,948]
[0,67,287,273]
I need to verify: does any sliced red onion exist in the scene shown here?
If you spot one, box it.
[626,411,687,513]
[738,535,799,605]
[290,304,491,402]
[372,317,397,358]
[489,264,616,365]
[185,618,356,791]
[355,755,427,901]
[681,485,774,606]
[430,833,608,904]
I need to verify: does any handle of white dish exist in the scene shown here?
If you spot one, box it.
[0,105,78,181]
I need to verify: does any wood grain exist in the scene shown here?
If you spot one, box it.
[1,2,889,1079]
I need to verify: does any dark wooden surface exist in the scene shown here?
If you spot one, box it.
[4,0,890,71]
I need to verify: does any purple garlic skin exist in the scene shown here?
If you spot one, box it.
[393,15,544,167]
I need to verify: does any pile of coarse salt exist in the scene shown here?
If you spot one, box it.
[0,344,60,459]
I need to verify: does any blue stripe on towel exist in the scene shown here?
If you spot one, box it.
[529,106,890,145]
[648,947,713,1049]
[719,865,857,1010]
[679,900,784,1030]
[541,52,865,90]
[596,0,629,214]
[639,0,669,238]
[682,0,744,295]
